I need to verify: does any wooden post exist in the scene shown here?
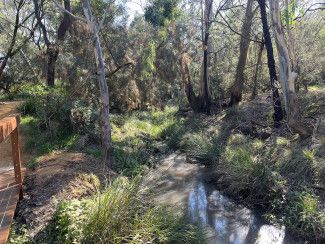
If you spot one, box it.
[10,128,23,199]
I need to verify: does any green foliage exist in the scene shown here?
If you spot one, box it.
[140,39,157,79]
[144,0,180,27]
[281,0,302,26]
[8,223,30,244]
[18,84,70,129]
[180,133,221,165]
[70,100,98,134]
[53,177,206,244]
[21,116,79,155]
[54,200,90,244]
[284,192,325,239]
[111,107,178,176]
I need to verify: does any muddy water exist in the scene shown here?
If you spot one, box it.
[144,153,303,244]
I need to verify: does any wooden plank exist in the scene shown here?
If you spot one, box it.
[0,185,20,244]
[0,116,20,144]
[10,128,22,189]
[0,169,26,191]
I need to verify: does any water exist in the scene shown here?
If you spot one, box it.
[188,182,301,244]
[144,153,304,244]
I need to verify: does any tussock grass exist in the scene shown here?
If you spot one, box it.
[283,192,325,240]
[180,133,221,165]
[53,177,206,244]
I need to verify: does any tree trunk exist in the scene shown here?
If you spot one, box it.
[47,0,72,87]
[34,0,72,87]
[179,53,199,111]
[0,0,24,79]
[269,0,312,137]
[251,40,264,99]
[46,44,59,87]
[229,0,255,106]
[258,0,284,127]
[199,0,213,114]
[82,0,113,167]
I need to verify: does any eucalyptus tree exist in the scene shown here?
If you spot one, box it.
[228,0,257,106]
[33,0,73,87]
[257,0,284,127]
[0,0,36,83]
[269,0,312,137]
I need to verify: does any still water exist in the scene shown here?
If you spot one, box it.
[188,182,302,244]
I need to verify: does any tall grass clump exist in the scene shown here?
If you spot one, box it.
[180,133,221,165]
[53,177,206,244]
[283,192,325,240]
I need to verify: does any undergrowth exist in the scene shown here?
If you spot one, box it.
[50,177,206,244]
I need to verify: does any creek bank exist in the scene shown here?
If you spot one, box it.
[143,152,305,243]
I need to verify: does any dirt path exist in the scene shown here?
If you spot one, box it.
[0,101,27,169]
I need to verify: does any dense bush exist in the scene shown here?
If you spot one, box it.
[18,84,70,128]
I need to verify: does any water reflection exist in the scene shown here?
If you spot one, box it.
[188,182,296,244]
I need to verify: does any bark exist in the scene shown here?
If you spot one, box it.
[269,0,312,137]
[0,0,25,79]
[229,0,255,106]
[34,0,72,87]
[179,53,200,111]
[81,0,113,167]
[199,0,213,114]
[251,40,264,99]
[258,0,284,127]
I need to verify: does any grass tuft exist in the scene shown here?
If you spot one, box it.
[52,177,206,244]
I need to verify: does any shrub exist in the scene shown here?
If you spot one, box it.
[54,200,90,244]
[18,84,71,131]
[70,100,98,134]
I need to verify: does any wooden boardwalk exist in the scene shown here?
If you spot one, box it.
[0,113,24,244]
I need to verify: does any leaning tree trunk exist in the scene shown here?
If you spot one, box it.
[269,0,312,137]
[82,0,113,167]
[229,0,255,106]
[251,40,264,99]
[258,0,284,127]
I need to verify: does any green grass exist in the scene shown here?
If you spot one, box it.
[172,93,325,241]
[51,177,206,244]
[21,116,79,155]
[110,106,184,176]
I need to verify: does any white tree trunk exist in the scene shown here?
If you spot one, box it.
[81,0,113,167]
[270,0,311,137]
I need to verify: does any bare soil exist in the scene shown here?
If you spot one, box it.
[16,151,115,238]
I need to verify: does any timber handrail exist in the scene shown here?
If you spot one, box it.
[0,114,23,189]
[0,114,23,244]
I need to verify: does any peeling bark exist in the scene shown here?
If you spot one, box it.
[270,0,312,137]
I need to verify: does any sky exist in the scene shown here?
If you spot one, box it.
[125,0,145,21]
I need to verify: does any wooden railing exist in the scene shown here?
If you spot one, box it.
[0,115,24,243]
